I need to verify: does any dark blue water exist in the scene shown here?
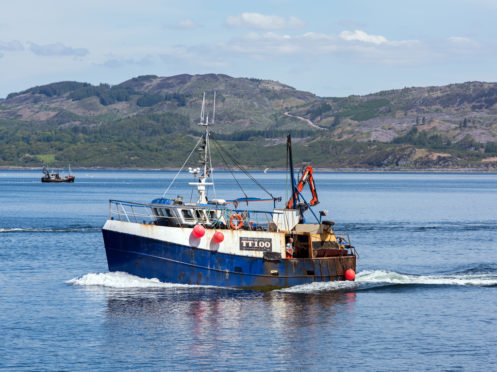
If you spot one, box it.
[1,170,497,371]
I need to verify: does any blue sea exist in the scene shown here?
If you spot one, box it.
[1,170,497,371]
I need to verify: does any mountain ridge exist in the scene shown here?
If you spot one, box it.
[1,74,496,169]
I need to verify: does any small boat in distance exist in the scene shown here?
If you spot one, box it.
[41,165,75,183]
[102,93,357,289]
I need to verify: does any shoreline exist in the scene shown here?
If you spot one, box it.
[1,166,496,173]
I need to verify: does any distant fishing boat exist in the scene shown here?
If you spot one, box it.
[41,165,75,183]
[102,93,357,289]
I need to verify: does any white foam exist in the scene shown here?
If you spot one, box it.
[67,271,220,289]
[68,272,186,288]
[68,270,497,293]
[1,227,98,233]
[357,270,497,287]
[280,280,359,293]
[280,270,497,293]
[0,228,25,232]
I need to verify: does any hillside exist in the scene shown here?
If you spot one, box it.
[1,74,497,169]
[290,82,497,143]
[1,74,316,132]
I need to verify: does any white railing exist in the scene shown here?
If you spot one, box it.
[108,199,283,231]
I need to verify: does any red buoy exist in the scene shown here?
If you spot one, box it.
[345,269,356,281]
[212,231,224,243]
[192,224,205,238]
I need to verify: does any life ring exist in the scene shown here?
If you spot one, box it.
[229,214,243,230]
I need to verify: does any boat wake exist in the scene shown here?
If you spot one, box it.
[67,272,218,289]
[339,221,497,233]
[67,267,497,293]
[0,226,100,233]
[281,269,497,293]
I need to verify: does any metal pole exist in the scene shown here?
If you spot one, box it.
[287,134,298,209]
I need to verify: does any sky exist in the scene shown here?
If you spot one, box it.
[1,0,497,98]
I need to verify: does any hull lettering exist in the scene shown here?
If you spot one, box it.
[239,237,272,252]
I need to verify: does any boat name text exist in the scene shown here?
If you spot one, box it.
[239,237,272,252]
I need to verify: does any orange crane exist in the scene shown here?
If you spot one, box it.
[286,165,319,209]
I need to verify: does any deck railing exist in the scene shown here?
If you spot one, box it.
[108,199,283,231]
[109,200,157,224]
[334,233,359,257]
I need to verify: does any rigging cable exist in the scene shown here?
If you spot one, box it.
[211,137,276,200]
[211,139,249,201]
[162,136,204,198]
[207,132,216,199]
[286,138,289,206]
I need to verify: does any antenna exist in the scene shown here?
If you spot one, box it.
[200,92,206,124]
[212,91,216,125]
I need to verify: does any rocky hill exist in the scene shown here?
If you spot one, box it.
[1,74,497,169]
[290,81,497,143]
[1,74,316,132]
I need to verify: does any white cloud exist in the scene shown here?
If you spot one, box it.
[164,19,201,30]
[224,32,300,56]
[448,36,480,47]
[29,42,89,57]
[98,45,228,71]
[339,30,387,45]
[101,55,155,68]
[221,30,422,64]
[0,40,24,52]
[178,19,200,29]
[225,12,305,30]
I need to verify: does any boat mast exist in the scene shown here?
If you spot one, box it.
[287,134,298,210]
[189,92,214,204]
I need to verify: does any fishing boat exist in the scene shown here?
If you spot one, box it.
[41,165,75,183]
[102,93,357,289]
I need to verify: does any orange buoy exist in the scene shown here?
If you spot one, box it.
[345,269,356,281]
[229,214,243,230]
[212,231,224,243]
[192,224,205,238]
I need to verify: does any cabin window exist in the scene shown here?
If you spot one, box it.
[181,209,195,221]
[194,209,211,224]
[163,208,173,217]
[209,210,216,219]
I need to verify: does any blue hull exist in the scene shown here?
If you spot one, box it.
[102,229,356,289]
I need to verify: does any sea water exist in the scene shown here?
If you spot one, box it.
[1,170,496,371]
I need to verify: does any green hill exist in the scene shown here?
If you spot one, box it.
[1,75,497,170]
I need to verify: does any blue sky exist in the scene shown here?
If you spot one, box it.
[1,0,497,98]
